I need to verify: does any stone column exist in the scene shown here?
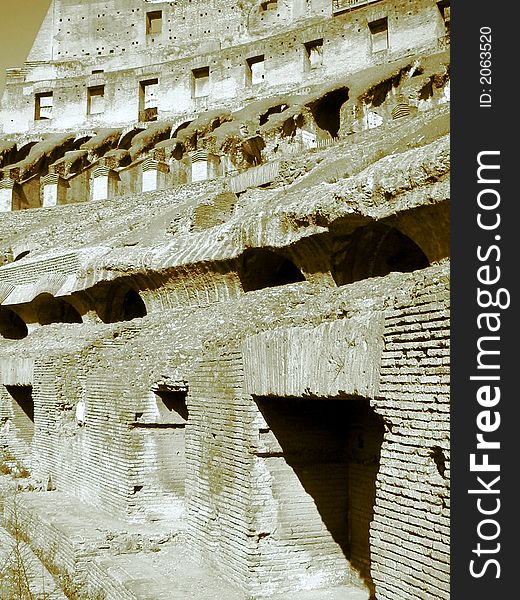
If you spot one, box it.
[0,178,16,212]
[41,173,67,208]
[141,157,169,193]
[91,164,118,201]
[189,150,220,183]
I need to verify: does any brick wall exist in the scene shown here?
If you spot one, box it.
[186,352,256,590]
[370,271,450,599]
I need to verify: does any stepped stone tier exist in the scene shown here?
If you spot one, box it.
[0,1,450,599]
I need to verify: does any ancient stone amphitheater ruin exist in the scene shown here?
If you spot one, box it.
[0,1,450,598]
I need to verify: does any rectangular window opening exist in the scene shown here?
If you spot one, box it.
[139,78,158,122]
[146,11,162,36]
[35,92,53,120]
[304,39,323,70]
[87,85,105,115]
[369,17,388,53]
[154,389,188,425]
[246,55,265,86]
[192,66,210,98]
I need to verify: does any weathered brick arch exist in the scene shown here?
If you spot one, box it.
[330,222,430,286]
[33,293,83,325]
[0,305,28,339]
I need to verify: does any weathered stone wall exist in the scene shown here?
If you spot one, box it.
[370,269,450,599]
[179,265,449,598]
[1,0,447,134]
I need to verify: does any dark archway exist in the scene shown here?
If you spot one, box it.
[15,141,38,163]
[0,306,28,339]
[118,128,145,150]
[121,288,147,321]
[331,223,430,286]
[309,88,349,137]
[239,248,305,292]
[96,284,147,323]
[35,294,83,325]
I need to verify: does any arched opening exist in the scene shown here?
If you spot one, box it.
[331,223,430,286]
[0,306,28,339]
[35,294,83,325]
[15,141,38,163]
[309,88,349,137]
[122,288,147,321]
[96,284,147,323]
[172,121,192,138]
[239,248,305,292]
[118,128,145,150]
[259,103,288,125]
[72,136,92,150]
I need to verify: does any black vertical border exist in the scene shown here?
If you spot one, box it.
[451,2,518,598]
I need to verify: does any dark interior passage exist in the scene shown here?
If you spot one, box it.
[5,385,34,444]
[36,294,83,325]
[331,223,429,286]
[309,87,349,137]
[97,284,147,323]
[255,397,385,596]
[0,306,28,339]
[239,248,305,292]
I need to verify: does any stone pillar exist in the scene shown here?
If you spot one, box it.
[41,173,67,208]
[0,178,16,212]
[141,157,169,193]
[91,165,118,201]
[190,150,220,183]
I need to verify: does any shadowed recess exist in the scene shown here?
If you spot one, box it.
[254,396,385,599]
[331,222,430,286]
[0,306,28,339]
[35,293,83,325]
[239,248,305,292]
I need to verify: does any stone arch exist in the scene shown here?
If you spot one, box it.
[15,141,39,162]
[34,293,83,325]
[0,306,29,339]
[389,202,450,264]
[238,248,306,292]
[331,222,430,286]
[95,282,148,324]
[118,127,145,150]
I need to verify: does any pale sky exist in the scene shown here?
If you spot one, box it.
[0,0,51,97]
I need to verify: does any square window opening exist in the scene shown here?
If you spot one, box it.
[139,78,158,121]
[304,39,323,70]
[369,17,388,53]
[154,389,188,425]
[35,92,53,120]
[260,0,277,11]
[246,55,265,86]
[192,66,210,98]
[87,85,105,115]
[146,11,162,36]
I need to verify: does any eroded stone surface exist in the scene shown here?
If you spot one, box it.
[0,1,450,598]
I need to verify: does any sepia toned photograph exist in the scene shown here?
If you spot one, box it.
[0,1,450,599]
